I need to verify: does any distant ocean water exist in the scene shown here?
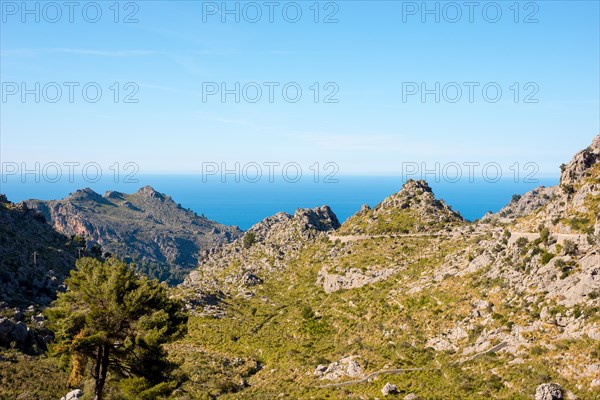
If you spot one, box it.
[0,175,559,230]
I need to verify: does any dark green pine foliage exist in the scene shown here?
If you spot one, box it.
[46,257,188,400]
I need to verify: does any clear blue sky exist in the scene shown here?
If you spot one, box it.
[1,1,599,177]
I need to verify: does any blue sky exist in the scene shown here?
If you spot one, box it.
[1,0,599,177]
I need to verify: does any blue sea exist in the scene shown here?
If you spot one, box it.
[0,176,559,230]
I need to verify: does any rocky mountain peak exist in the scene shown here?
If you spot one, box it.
[338,179,463,235]
[379,180,461,218]
[135,185,165,200]
[377,179,442,211]
[401,179,433,193]
[293,205,340,232]
[509,134,600,235]
[591,132,600,150]
[560,133,600,186]
[69,188,104,202]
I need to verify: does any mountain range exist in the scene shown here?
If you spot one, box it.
[0,134,599,399]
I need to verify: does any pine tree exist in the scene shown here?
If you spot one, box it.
[46,257,187,400]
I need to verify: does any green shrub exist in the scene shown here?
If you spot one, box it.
[243,232,256,248]
[540,251,555,265]
[301,305,315,320]
[561,184,574,195]
[562,240,577,255]
[516,237,529,249]
[530,346,546,356]
[539,228,550,243]
[569,217,590,231]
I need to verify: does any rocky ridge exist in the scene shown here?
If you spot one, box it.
[25,186,242,284]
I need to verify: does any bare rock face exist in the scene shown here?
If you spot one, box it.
[314,356,363,380]
[25,186,241,284]
[560,134,600,187]
[542,253,600,306]
[317,266,396,293]
[535,383,564,400]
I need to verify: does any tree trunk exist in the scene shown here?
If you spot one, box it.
[93,346,103,399]
[93,345,110,400]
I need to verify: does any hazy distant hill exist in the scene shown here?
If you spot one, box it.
[25,186,242,284]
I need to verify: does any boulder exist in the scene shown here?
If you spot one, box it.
[0,318,28,346]
[60,389,83,400]
[381,382,398,395]
[314,356,364,380]
[535,383,564,400]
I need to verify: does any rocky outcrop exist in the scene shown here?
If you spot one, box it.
[560,134,600,187]
[0,318,29,347]
[381,382,398,396]
[535,383,564,400]
[314,356,363,380]
[25,186,242,284]
[0,310,52,354]
[317,266,396,293]
[240,206,339,246]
